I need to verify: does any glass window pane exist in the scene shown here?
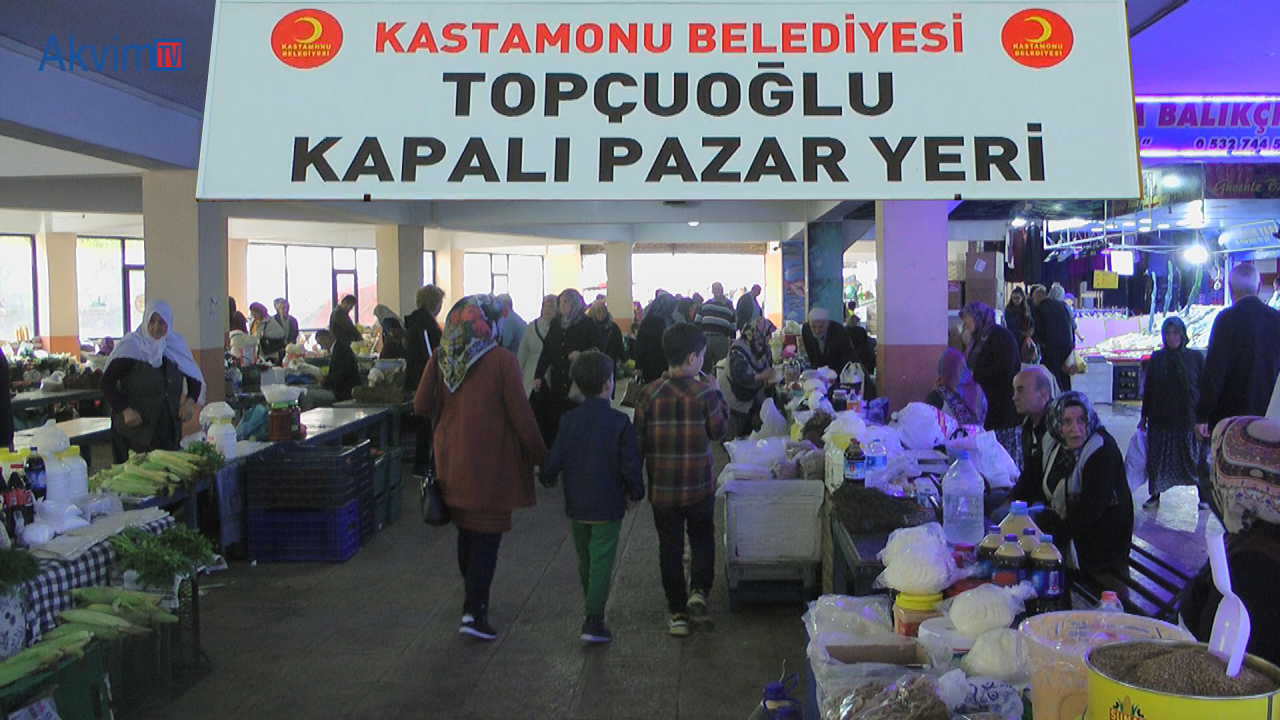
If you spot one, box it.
[286,246,334,330]
[246,244,286,313]
[423,252,435,286]
[464,254,493,297]
[508,255,545,320]
[124,239,145,266]
[492,275,509,295]
[77,238,124,340]
[355,249,378,326]
[0,236,36,342]
[126,270,146,330]
[492,254,508,274]
[333,247,356,270]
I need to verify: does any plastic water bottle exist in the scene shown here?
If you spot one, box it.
[1097,591,1123,613]
[865,437,888,491]
[942,451,985,546]
[747,674,802,720]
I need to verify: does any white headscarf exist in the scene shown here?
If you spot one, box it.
[109,300,206,402]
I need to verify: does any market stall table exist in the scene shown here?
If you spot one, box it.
[12,417,112,467]
[333,399,412,447]
[299,406,391,447]
[11,389,104,412]
[829,521,889,597]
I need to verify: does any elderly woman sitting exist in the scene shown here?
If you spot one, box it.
[1013,391,1133,576]
[924,348,987,427]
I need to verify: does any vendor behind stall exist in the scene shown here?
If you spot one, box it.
[101,301,204,464]
[316,329,359,402]
[801,307,859,375]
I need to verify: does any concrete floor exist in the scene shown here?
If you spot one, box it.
[136,400,1216,720]
[139,477,810,720]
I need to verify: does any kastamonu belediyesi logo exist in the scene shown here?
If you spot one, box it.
[1002,8,1073,69]
[39,36,184,71]
[272,9,343,68]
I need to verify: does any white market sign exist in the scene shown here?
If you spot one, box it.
[198,1,1141,201]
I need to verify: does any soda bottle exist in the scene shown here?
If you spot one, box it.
[999,501,1040,539]
[1030,533,1065,614]
[865,437,888,491]
[6,472,29,541]
[23,448,46,502]
[1097,591,1123,613]
[942,452,985,546]
[992,533,1027,587]
[843,440,866,486]
[1018,527,1040,554]
[975,528,1004,580]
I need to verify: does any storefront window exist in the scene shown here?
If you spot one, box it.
[77,237,143,340]
[0,235,37,342]
[464,253,545,319]
[423,251,436,287]
[245,244,287,310]
[285,246,333,330]
[355,248,377,326]
[246,244,380,331]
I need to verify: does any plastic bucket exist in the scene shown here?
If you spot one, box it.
[1019,611,1190,720]
[1086,640,1280,720]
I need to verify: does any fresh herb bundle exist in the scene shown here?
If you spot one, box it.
[184,441,226,472]
[0,549,40,595]
[108,526,215,590]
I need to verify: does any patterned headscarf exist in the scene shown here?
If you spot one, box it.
[439,295,502,393]
[558,289,587,330]
[1209,417,1280,533]
[1046,390,1102,448]
[737,317,775,360]
[936,348,987,426]
[962,301,998,361]
[644,293,679,328]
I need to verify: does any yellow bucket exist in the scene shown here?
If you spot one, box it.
[1019,611,1190,720]
[1086,640,1280,719]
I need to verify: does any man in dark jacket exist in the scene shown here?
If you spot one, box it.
[1196,264,1280,436]
[735,285,763,332]
[1031,286,1075,391]
[0,348,13,450]
[328,295,362,346]
[317,330,359,402]
[1006,366,1057,502]
[801,307,859,375]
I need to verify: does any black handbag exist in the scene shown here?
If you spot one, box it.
[420,465,450,527]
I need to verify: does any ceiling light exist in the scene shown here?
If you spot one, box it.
[1106,224,1118,230]
[1011,217,1028,228]
[687,221,700,227]
[1157,223,1171,229]
[1046,217,1089,232]
[1122,221,1137,227]
[1183,244,1209,264]
[1176,219,1192,227]
[1161,175,1182,189]
[1139,218,1152,225]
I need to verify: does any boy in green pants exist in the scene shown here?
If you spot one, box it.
[541,351,645,643]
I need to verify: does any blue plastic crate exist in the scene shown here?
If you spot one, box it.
[246,441,373,511]
[247,500,361,562]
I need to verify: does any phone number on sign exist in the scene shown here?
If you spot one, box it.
[1192,137,1275,151]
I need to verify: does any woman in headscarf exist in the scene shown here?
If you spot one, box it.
[635,292,679,383]
[962,301,1023,463]
[587,299,627,371]
[1180,416,1280,665]
[414,296,547,641]
[1029,391,1133,576]
[533,289,603,445]
[1139,316,1210,508]
[1004,286,1037,363]
[249,302,286,362]
[924,348,988,427]
[101,301,205,464]
[372,305,406,360]
[725,317,779,438]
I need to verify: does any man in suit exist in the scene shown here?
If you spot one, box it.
[1196,263,1280,437]
[801,307,859,375]
[735,285,763,332]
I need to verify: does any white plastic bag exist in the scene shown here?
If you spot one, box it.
[937,669,1024,718]
[754,399,789,438]
[945,583,1027,637]
[963,628,1031,683]
[877,523,957,595]
[975,431,1020,490]
[199,402,236,427]
[892,403,950,450]
[33,420,71,456]
[1125,429,1148,493]
[725,436,789,467]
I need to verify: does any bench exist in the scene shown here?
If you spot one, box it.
[1072,536,1196,623]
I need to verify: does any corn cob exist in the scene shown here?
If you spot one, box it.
[71,587,163,606]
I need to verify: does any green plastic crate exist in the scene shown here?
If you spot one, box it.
[0,642,111,719]
[104,627,172,717]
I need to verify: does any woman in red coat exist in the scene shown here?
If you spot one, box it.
[415,296,547,641]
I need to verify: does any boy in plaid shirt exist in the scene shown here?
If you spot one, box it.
[633,323,730,636]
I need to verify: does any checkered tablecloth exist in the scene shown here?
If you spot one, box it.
[21,516,175,644]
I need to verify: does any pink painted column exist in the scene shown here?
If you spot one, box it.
[875,201,950,412]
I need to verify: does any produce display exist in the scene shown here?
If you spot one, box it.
[108,525,215,590]
[830,484,934,535]
[835,675,949,720]
[89,449,218,497]
[1091,641,1278,697]
[0,631,94,688]
[1088,304,1223,359]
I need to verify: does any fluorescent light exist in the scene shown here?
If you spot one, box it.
[687,221,700,227]
[1106,224,1118,230]
[1139,218,1152,225]
[1122,221,1137,228]
[1183,245,1209,264]
[1162,175,1183,189]
[1046,218,1089,232]
[1157,223,1171,229]
[1011,217,1028,228]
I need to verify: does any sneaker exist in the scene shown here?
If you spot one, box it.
[1142,495,1160,509]
[581,616,613,644]
[460,614,498,641]
[687,589,709,617]
[668,613,691,637]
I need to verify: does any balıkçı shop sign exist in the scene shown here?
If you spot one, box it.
[197,0,1140,201]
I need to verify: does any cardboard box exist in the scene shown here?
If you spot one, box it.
[965,251,1005,282]
[825,640,933,666]
[948,281,965,310]
[965,279,1004,309]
